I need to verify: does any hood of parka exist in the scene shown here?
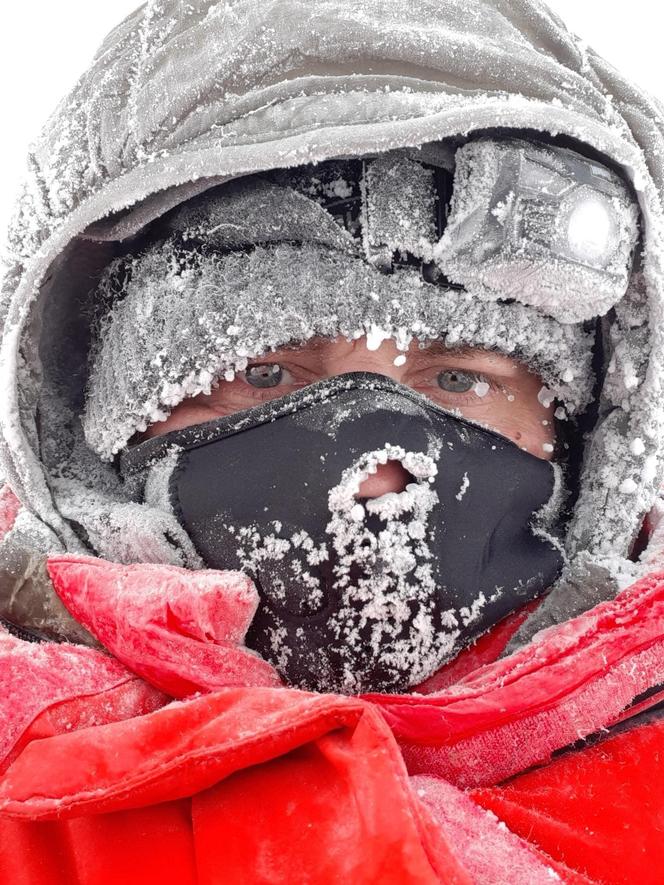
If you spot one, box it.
[1,0,664,648]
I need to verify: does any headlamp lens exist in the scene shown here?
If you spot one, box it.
[564,193,617,265]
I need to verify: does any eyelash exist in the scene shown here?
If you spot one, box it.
[241,364,298,387]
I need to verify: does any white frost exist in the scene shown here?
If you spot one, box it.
[537,386,555,408]
[455,472,470,501]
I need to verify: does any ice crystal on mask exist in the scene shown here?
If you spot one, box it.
[220,444,468,693]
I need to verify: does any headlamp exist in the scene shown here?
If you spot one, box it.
[434,138,639,322]
[310,138,639,324]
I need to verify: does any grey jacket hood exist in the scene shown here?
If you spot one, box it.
[2,0,664,642]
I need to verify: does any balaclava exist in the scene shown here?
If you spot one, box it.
[77,138,635,691]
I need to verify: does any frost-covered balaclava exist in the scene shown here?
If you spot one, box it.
[78,138,637,691]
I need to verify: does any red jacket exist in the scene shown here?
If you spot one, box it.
[1,487,663,885]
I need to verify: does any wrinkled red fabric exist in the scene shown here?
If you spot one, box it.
[472,718,664,885]
[366,569,664,786]
[1,550,664,883]
[48,555,282,696]
[412,775,594,885]
[0,625,166,774]
[0,690,472,884]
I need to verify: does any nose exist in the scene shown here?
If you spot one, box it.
[357,460,413,498]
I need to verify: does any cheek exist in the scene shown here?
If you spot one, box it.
[509,410,556,459]
[142,380,256,439]
[467,397,556,460]
[142,398,221,438]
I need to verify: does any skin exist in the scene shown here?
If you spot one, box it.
[142,336,556,497]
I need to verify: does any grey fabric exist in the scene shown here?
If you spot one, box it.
[156,176,359,255]
[504,551,631,653]
[0,538,98,646]
[1,0,664,643]
[79,175,235,243]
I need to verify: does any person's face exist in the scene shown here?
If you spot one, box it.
[141,336,556,496]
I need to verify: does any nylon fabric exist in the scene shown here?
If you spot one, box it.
[472,718,664,885]
[1,554,664,881]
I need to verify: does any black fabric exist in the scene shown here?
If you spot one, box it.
[0,618,44,644]
[122,373,564,693]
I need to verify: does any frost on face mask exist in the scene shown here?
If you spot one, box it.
[325,447,457,693]
[227,445,462,694]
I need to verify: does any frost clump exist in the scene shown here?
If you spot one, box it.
[326,445,455,691]
[455,472,470,501]
[537,386,555,408]
[619,478,638,495]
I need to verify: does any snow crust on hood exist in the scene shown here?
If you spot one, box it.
[1,0,664,639]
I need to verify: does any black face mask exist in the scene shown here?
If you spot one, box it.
[121,373,564,694]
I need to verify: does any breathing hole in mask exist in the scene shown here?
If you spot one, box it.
[356,459,414,499]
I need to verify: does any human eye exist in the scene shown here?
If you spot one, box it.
[417,366,500,408]
[243,363,294,389]
[436,369,482,394]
